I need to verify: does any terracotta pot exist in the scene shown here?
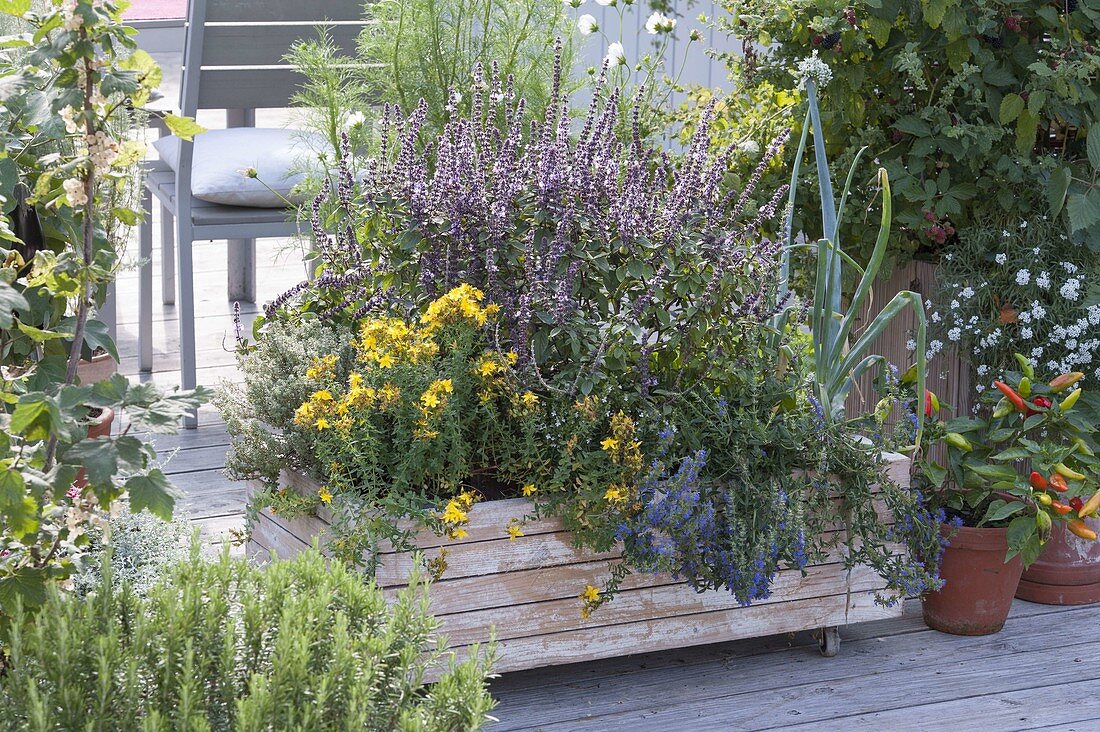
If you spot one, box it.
[922,524,1023,635]
[76,351,117,384]
[73,407,115,489]
[1016,519,1100,605]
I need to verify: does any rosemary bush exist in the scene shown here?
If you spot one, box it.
[1,548,497,731]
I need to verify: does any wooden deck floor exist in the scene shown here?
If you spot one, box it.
[113,227,1100,732]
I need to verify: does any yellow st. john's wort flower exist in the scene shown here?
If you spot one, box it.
[318,486,333,504]
[305,354,338,381]
[507,523,524,541]
[600,437,619,452]
[420,379,454,410]
[581,584,600,603]
[420,284,500,334]
[521,391,539,407]
[603,485,627,503]
[521,484,537,497]
[441,502,467,524]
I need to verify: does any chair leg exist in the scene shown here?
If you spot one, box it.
[138,186,153,372]
[176,222,198,429]
[227,238,256,302]
[160,203,175,306]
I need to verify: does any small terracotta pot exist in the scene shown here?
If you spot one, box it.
[922,524,1023,635]
[76,351,117,385]
[1016,519,1100,605]
[73,407,115,489]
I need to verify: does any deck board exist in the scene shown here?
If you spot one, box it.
[110,143,1100,731]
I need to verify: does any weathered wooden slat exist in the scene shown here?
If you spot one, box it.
[439,563,885,647]
[202,23,366,66]
[456,590,898,677]
[204,0,366,23]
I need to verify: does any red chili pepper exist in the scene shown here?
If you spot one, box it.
[1032,396,1052,410]
[1051,501,1073,515]
[1070,497,1085,513]
[994,381,1028,413]
[924,389,939,418]
[1050,474,1069,493]
[1029,471,1049,490]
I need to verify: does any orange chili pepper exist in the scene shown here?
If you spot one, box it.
[1050,474,1069,493]
[1051,501,1073,515]
[994,381,1028,413]
[1029,471,1049,490]
[1067,520,1098,541]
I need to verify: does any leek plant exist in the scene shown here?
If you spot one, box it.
[776,65,927,449]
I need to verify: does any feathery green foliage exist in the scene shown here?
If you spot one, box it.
[0,547,497,731]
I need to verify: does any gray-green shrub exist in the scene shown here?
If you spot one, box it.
[1,548,496,731]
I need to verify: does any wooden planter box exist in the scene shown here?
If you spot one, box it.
[247,453,909,675]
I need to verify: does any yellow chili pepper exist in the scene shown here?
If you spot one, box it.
[1054,463,1086,481]
[1035,492,1053,506]
[1068,519,1098,542]
[1059,388,1082,412]
[1074,438,1096,457]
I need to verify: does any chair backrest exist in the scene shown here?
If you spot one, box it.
[179,0,366,115]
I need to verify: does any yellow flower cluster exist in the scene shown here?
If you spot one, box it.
[573,395,600,421]
[416,378,454,439]
[357,317,437,369]
[305,353,338,381]
[439,490,479,540]
[603,411,643,472]
[294,389,336,430]
[420,283,500,334]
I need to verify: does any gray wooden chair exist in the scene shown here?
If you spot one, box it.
[137,0,363,427]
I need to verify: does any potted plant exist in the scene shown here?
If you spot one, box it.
[0,0,208,613]
[919,356,1100,635]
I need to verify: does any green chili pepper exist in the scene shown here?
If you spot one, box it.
[1060,388,1082,412]
[945,432,973,452]
[1015,353,1035,379]
[1018,377,1032,397]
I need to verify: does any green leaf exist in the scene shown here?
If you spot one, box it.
[1066,191,1100,233]
[80,318,119,362]
[966,462,1018,481]
[1089,125,1100,171]
[0,568,49,613]
[0,469,37,537]
[0,0,31,17]
[893,116,931,136]
[62,437,118,487]
[999,93,1024,125]
[1006,514,1034,552]
[126,469,177,521]
[163,114,207,142]
[1046,166,1072,217]
[991,446,1030,461]
[865,16,892,47]
[980,499,1025,526]
[922,0,948,28]
[1015,109,1039,155]
[10,398,58,440]
[0,278,29,329]
[16,320,70,342]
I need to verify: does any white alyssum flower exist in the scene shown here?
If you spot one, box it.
[947,327,961,342]
[1032,346,1044,358]
[1060,278,1081,301]
[905,339,917,352]
[605,41,626,66]
[995,253,1007,265]
[1015,269,1031,286]
[577,13,599,35]
[1036,271,1051,290]
[960,286,975,299]
[1031,302,1047,320]
[1021,326,1033,340]
[796,50,833,90]
[1062,261,1078,273]
[950,299,960,310]
[645,11,676,34]
[977,364,990,376]
[931,311,941,323]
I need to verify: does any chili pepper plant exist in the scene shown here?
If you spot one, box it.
[920,355,1100,566]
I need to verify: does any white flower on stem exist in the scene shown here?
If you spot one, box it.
[994,253,1007,265]
[595,0,615,5]
[645,11,676,34]
[947,327,961,342]
[689,28,703,41]
[343,111,366,129]
[960,286,974,299]
[605,41,626,66]
[564,0,585,8]
[905,339,916,352]
[1062,261,1079,273]
[931,311,941,323]
[1036,271,1051,290]
[62,177,87,208]
[1060,278,1081,301]
[1021,326,1033,340]
[1032,346,1044,358]
[977,364,989,376]
[1015,269,1030,286]
[577,14,599,35]
[796,50,833,90]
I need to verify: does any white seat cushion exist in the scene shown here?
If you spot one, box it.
[153,128,320,208]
